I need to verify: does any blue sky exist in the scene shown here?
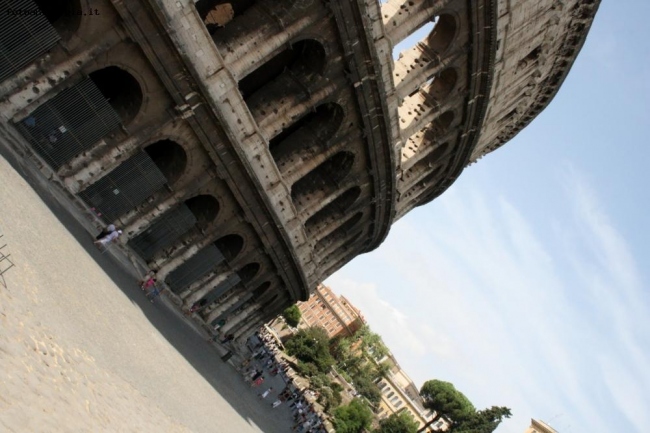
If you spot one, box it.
[327,1,650,431]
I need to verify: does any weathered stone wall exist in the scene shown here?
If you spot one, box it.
[0,0,599,338]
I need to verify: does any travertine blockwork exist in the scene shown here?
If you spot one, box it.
[1,0,598,339]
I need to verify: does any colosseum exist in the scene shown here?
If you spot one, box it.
[0,0,599,340]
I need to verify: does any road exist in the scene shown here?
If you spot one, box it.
[0,145,295,432]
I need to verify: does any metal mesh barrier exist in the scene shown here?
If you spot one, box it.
[15,78,122,169]
[166,244,226,293]
[203,272,241,304]
[0,0,60,82]
[78,151,167,222]
[128,204,197,261]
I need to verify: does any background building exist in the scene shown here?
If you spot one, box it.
[297,284,365,339]
[525,419,558,433]
[0,0,599,339]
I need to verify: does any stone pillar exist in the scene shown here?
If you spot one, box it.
[381,0,446,45]
[216,4,326,79]
[156,236,219,280]
[400,129,456,172]
[184,270,235,306]
[398,97,453,139]
[233,317,264,343]
[204,289,253,324]
[221,303,261,335]
[249,76,337,142]
[394,46,461,102]
[0,28,123,121]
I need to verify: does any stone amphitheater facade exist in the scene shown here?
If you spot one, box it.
[0,0,599,340]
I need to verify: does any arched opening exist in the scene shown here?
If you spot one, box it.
[392,20,433,60]
[427,15,457,54]
[270,103,344,164]
[252,281,271,298]
[214,234,244,262]
[78,141,186,222]
[291,151,355,206]
[165,244,227,293]
[34,0,82,38]
[237,263,260,285]
[89,67,143,125]
[144,140,187,186]
[430,111,454,135]
[425,68,457,101]
[185,195,220,228]
[401,142,449,185]
[305,186,361,234]
[239,39,326,98]
[315,212,363,254]
[195,0,255,34]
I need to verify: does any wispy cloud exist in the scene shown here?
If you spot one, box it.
[327,167,649,432]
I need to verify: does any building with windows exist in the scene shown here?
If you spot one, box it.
[0,0,599,340]
[375,353,448,432]
[297,284,364,339]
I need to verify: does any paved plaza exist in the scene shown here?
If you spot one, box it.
[0,147,295,432]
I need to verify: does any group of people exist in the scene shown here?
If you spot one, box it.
[237,329,329,433]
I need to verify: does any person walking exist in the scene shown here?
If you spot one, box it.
[94,229,122,249]
[95,224,116,240]
[251,376,265,387]
[258,387,273,399]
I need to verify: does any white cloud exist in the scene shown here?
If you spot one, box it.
[327,169,650,432]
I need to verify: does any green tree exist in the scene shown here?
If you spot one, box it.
[282,304,302,327]
[333,399,374,433]
[418,380,475,432]
[374,411,419,433]
[285,326,334,373]
[454,406,512,433]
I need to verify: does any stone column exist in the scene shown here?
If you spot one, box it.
[248,76,337,142]
[394,46,461,102]
[233,317,264,343]
[221,303,261,335]
[156,236,218,280]
[204,289,253,324]
[398,98,454,139]
[381,0,446,46]
[184,269,235,306]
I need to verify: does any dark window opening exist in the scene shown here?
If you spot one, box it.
[214,234,244,262]
[34,0,81,38]
[291,151,355,202]
[239,39,326,98]
[185,195,220,228]
[305,186,361,234]
[143,140,187,187]
[89,67,143,125]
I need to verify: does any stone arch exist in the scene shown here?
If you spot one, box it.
[34,0,82,38]
[427,14,457,54]
[305,186,361,234]
[252,281,271,298]
[143,139,187,187]
[237,262,260,285]
[88,66,143,125]
[401,142,449,185]
[270,102,344,167]
[214,234,244,262]
[291,151,355,208]
[425,68,457,101]
[239,39,326,98]
[314,212,363,254]
[430,111,454,134]
[185,195,220,228]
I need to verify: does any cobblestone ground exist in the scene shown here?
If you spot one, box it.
[0,150,295,432]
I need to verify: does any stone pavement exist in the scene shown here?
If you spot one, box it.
[0,145,296,431]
